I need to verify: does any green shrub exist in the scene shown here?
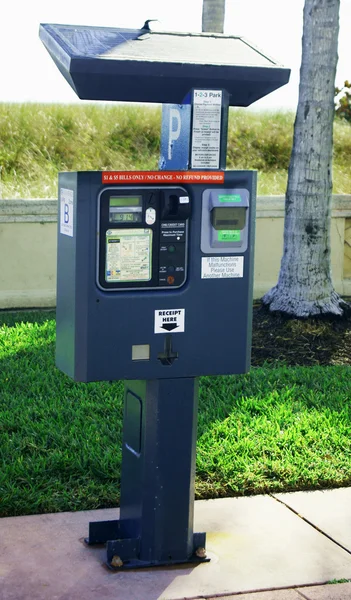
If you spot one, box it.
[335,80,351,122]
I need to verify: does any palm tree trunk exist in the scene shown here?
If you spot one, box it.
[202,0,226,33]
[263,0,347,317]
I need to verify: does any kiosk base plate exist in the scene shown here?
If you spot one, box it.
[85,523,209,569]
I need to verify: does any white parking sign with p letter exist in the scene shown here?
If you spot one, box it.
[60,188,74,237]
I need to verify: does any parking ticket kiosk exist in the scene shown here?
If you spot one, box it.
[40,23,290,569]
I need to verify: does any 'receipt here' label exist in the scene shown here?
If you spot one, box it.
[154,309,185,333]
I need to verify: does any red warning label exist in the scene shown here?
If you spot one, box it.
[102,171,225,184]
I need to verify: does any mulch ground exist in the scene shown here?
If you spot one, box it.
[252,301,351,367]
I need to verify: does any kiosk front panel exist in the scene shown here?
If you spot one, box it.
[56,170,256,382]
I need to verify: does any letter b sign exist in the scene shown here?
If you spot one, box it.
[60,188,74,237]
[64,203,70,224]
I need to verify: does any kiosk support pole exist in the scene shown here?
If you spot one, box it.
[87,378,207,568]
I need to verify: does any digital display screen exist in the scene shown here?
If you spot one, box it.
[109,196,142,224]
[110,212,142,223]
[105,228,152,282]
[110,196,141,207]
[211,207,246,230]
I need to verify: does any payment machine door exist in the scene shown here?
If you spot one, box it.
[97,187,191,290]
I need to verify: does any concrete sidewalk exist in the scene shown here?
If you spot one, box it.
[1,488,351,600]
[220,584,351,599]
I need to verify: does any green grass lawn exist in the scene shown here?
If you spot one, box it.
[1,310,351,517]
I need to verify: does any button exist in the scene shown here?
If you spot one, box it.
[167,266,175,273]
[167,276,175,285]
[168,245,176,253]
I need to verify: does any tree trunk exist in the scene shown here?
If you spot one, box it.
[262,0,347,317]
[202,0,226,33]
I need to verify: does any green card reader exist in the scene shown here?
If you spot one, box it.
[201,188,249,253]
[97,186,190,290]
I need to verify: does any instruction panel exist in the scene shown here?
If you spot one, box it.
[106,228,152,282]
[191,90,222,169]
[201,256,244,279]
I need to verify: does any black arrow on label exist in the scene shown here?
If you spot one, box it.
[161,323,179,332]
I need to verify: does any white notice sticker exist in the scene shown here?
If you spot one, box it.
[154,308,185,334]
[201,256,244,279]
[60,188,74,237]
[191,90,222,169]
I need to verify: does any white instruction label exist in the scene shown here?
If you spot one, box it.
[154,308,185,334]
[106,229,152,282]
[201,256,244,279]
[191,90,222,169]
[60,188,74,237]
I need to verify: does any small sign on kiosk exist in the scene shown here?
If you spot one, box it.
[191,90,223,169]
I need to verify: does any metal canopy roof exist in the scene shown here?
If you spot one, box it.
[39,23,290,106]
